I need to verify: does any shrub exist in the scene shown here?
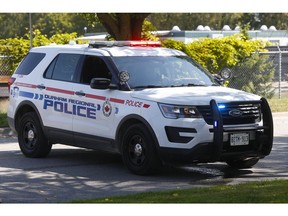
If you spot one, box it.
[0,30,78,74]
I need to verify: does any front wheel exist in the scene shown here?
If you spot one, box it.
[226,158,259,169]
[121,123,162,175]
[17,112,52,158]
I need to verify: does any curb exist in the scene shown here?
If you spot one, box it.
[271,112,288,117]
[0,127,17,138]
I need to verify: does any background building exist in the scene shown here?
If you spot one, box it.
[155,25,288,46]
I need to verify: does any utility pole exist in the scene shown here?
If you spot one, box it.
[29,13,33,50]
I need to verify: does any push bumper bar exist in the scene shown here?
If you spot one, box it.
[210,97,274,161]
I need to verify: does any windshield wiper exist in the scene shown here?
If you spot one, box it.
[133,85,165,89]
[171,83,206,87]
[132,83,207,89]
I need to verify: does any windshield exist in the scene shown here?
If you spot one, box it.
[113,56,217,89]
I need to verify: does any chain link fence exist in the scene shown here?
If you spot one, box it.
[0,56,11,76]
[0,56,12,97]
[228,47,288,99]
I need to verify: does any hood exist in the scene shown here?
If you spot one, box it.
[131,86,261,105]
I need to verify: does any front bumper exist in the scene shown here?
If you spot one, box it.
[158,98,273,164]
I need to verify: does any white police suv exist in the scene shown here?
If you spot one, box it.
[7,41,273,175]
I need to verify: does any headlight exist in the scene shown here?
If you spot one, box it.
[158,103,201,119]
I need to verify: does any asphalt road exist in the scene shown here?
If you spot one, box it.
[0,112,287,203]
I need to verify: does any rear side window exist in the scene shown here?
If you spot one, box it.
[44,53,82,82]
[15,52,45,75]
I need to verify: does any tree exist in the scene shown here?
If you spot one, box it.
[0,14,28,38]
[2,13,288,40]
[0,13,101,39]
[228,54,275,99]
[96,13,150,40]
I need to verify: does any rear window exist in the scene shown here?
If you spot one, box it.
[15,52,45,75]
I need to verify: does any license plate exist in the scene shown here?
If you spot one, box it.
[230,133,249,146]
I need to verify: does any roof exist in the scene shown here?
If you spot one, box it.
[29,41,186,57]
[100,47,186,57]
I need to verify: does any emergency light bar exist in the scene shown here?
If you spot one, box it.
[89,41,161,48]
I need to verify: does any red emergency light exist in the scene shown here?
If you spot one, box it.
[89,41,161,48]
[128,41,161,47]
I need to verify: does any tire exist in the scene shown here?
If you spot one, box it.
[226,158,259,169]
[17,112,52,158]
[121,123,162,175]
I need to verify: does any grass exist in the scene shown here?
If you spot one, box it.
[0,98,8,127]
[268,97,288,112]
[73,179,288,203]
[0,113,8,127]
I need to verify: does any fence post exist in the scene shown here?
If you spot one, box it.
[277,45,282,99]
[29,13,33,50]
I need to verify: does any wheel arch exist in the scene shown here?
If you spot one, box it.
[116,114,159,152]
[14,101,44,133]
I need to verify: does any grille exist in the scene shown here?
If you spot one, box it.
[197,101,262,125]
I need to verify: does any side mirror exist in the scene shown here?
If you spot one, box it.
[219,68,232,79]
[213,74,225,85]
[119,71,130,84]
[213,68,232,86]
[90,78,117,90]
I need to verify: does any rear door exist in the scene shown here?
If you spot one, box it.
[39,51,83,142]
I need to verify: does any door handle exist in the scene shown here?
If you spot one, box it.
[37,84,46,90]
[75,91,86,97]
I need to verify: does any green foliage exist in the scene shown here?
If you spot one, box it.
[162,34,268,74]
[239,23,252,41]
[161,39,186,52]
[190,35,267,74]
[50,32,78,44]
[25,29,50,47]
[1,13,288,41]
[229,53,275,98]
[0,113,8,127]
[0,30,78,73]
[0,37,30,74]
[141,20,158,41]
[0,13,97,39]
[0,98,9,127]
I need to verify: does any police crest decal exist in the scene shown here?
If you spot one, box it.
[102,100,112,117]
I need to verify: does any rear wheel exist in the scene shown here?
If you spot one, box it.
[121,123,162,175]
[226,158,259,169]
[18,112,52,158]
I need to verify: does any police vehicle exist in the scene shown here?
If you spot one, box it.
[7,41,273,175]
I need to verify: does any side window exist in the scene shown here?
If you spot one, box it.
[44,53,81,82]
[15,52,45,75]
[80,56,111,84]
